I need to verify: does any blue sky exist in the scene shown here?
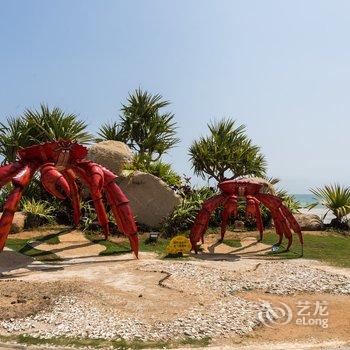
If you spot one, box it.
[0,0,349,193]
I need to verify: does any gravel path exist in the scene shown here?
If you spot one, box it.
[139,260,350,296]
[0,259,349,342]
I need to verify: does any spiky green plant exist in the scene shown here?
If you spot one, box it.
[120,88,179,165]
[309,184,350,225]
[96,121,126,142]
[24,104,92,144]
[189,119,266,182]
[0,117,30,164]
[124,156,181,187]
[0,104,93,163]
[161,187,218,236]
[21,198,55,228]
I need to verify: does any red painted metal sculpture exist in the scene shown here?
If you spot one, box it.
[190,178,303,254]
[0,141,139,257]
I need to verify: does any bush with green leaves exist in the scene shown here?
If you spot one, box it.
[309,184,350,227]
[124,156,181,187]
[21,198,55,228]
[189,118,266,182]
[161,186,219,236]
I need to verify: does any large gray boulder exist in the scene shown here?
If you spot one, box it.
[293,213,325,231]
[0,212,27,234]
[117,171,181,228]
[88,141,134,176]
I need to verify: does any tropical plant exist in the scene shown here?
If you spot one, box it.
[80,200,98,231]
[21,198,55,228]
[189,118,266,182]
[96,121,125,142]
[24,104,92,144]
[262,176,302,213]
[0,104,93,163]
[161,187,218,236]
[309,184,350,226]
[120,88,179,165]
[0,184,13,210]
[276,189,302,213]
[0,117,30,163]
[124,156,181,187]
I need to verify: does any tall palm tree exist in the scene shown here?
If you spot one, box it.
[189,118,266,182]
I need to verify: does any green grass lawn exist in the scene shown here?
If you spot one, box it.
[262,230,350,268]
[6,226,350,269]
[85,232,171,256]
[6,236,61,261]
[0,334,211,350]
[5,227,72,261]
[222,239,242,248]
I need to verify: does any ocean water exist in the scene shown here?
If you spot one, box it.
[293,194,318,207]
[293,194,333,223]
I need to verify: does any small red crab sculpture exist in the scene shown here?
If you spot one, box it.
[190,178,303,254]
[0,141,138,257]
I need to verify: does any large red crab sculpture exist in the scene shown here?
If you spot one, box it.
[190,178,303,254]
[0,141,139,257]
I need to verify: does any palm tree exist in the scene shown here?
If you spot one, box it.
[189,118,266,182]
[24,104,92,144]
[120,88,179,165]
[0,104,93,164]
[309,184,350,226]
[96,121,125,142]
[0,117,30,163]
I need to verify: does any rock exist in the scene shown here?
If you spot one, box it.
[87,141,134,176]
[0,211,27,234]
[117,171,181,228]
[293,213,325,231]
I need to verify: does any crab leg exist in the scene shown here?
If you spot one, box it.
[220,195,237,241]
[280,205,304,252]
[246,196,264,241]
[190,194,227,252]
[62,169,81,227]
[256,193,303,253]
[73,162,110,239]
[273,218,284,246]
[0,164,37,250]
[102,167,138,258]
[40,163,70,200]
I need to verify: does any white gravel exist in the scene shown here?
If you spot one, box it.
[139,260,350,296]
[1,260,349,341]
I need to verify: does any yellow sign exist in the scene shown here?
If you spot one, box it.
[166,235,192,255]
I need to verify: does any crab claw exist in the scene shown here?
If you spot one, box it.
[41,164,70,200]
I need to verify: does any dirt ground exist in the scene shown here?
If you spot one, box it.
[0,280,83,320]
[240,291,350,344]
[0,228,350,349]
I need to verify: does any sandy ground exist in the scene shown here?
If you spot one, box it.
[0,228,349,349]
[34,230,105,259]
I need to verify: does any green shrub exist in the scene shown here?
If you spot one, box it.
[276,189,302,213]
[309,184,350,227]
[21,198,55,228]
[80,200,98,231]
[124,157,181,187]
[161,186,218,236]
